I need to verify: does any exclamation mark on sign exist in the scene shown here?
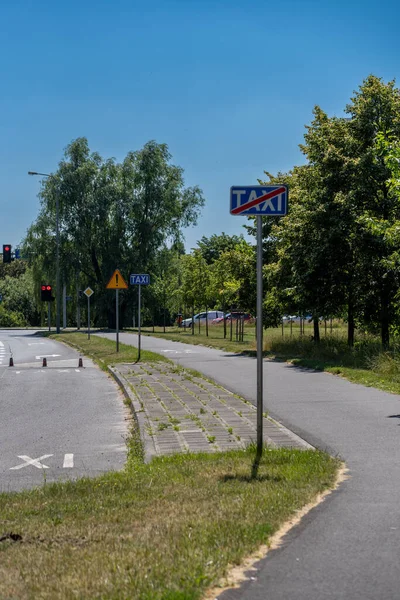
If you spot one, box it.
[116,273,119,287]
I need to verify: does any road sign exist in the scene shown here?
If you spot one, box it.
[106,269,128,290]
[130,274,150,285]
[84,287,94,298]
[230,185,288,216]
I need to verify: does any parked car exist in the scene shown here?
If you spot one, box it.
[282,314,321,323]
[181,310,224,327]
[212,312,254,324]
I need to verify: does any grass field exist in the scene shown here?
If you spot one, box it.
[49,331,167,370]
[0,444,340,600]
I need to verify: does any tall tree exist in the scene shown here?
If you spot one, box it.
[24,138,205,327]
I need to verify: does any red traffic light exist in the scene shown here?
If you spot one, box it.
[2,244,12,263]
[40,284,53,301]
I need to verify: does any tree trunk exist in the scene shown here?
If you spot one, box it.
[313,318,320,343]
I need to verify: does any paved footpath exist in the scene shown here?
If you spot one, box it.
[97,331,400,600]
[111,362,310,461]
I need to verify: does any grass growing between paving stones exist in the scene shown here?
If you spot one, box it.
[0,442,340,600]
[48,331,167,369]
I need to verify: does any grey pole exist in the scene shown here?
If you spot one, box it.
[63,283,67,329]
[76,271,81,330]
[87,296,90,340]
[48,302,51,332]
[56,193,60,334]
[138,284,141,361]
[256,215,263,454]
[116,289,119,352]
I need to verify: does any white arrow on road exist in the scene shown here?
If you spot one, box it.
[10,454,53,470]
[35,354,61,359]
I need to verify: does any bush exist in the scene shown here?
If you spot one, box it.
[0,305,26,327]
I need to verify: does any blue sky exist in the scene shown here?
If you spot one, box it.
[1,0,399,253]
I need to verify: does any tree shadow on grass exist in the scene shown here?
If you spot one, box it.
[220,447,282,483]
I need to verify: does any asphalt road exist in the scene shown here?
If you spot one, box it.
[96,330,400,600]
[0,330,128,492]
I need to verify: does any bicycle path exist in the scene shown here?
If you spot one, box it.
[96,331,400,600]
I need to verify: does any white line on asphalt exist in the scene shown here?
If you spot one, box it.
[35,354,61,359]
[75,369,80,372]
[28,342,45,346]
[10,454,53,470]
[63,454,74,468]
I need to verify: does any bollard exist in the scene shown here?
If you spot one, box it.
[42,357,47,367]
[78,357,83,368]
[9,357,13,367]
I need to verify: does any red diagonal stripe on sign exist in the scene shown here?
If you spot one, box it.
[231,186,286,215]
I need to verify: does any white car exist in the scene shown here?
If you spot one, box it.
[181,311,224,327]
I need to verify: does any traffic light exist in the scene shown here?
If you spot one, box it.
[2,245,11,263]
[41,284,53,302]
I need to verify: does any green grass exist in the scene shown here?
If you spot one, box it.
[48,331,168,369]
[0,446,340,600]
[267,331,400,395]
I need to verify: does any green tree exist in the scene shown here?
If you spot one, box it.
[23,138,205,327]
[196,233,245,264]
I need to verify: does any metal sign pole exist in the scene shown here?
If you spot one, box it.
[138,284,141,361]
[256,215,263,455]
[116,289,119,352]
[87,296,90,340]
[48,302,51,332]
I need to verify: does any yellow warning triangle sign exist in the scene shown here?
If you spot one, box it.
[106,269,128,290]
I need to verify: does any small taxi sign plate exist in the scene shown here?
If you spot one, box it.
[84,287,94,298]
[106,269,128,290]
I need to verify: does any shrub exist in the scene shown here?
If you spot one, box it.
[0,306,26,327]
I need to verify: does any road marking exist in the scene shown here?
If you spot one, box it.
[63,454,74,468]
[35,354,61,359]
[28,342,45,346]
[75,369,80,373]
[10,454,53,470]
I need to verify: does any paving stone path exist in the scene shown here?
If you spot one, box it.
[112,362,311,460]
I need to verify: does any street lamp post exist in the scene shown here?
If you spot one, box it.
[28,171,61,334]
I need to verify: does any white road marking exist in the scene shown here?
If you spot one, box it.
[35,354,61,359]
[63,454,74,468]
[28,342,45,346]
[10,454,53,470]
[15,371,21,374]
[75,369,80,373]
